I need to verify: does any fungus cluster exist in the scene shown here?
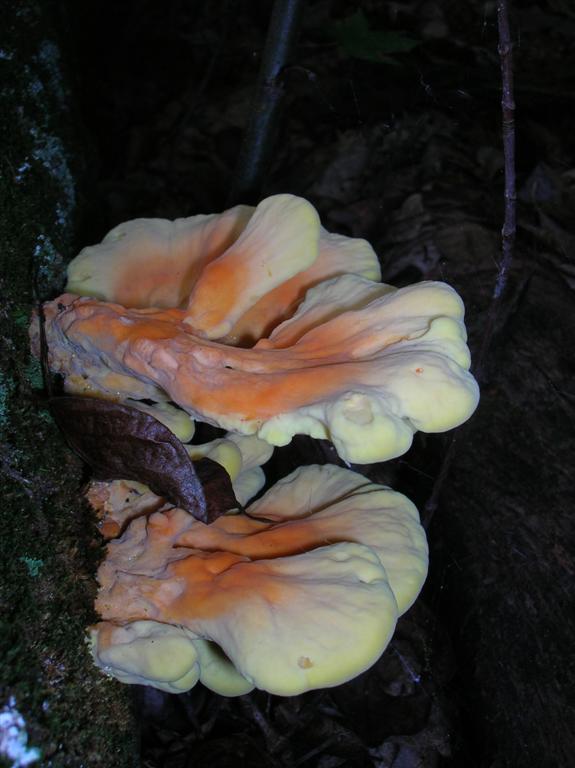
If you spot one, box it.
[91,465,427,696]
[37,193,479,695]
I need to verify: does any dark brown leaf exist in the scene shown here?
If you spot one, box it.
[194,457,245,520]
[49,396,239,523]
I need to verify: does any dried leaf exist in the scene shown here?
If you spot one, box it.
[49,396,238,523]
[194,457,244,520]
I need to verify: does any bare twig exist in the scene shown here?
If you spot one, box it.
[474,0,517,383]
[423,0,517,527]
[228,0,304,205]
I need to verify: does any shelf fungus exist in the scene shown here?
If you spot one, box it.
[91,464,428,696]
[39,194,479,464]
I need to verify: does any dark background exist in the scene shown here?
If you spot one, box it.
[3,1,575,766]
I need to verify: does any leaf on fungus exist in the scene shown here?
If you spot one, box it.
[194,457,244,519]
[49,396,238,523]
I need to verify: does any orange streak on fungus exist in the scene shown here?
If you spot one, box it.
[100,553,288,626]
[224,245,359,345]
[166,556,287,623]
[224,272,312,345]
[58,300,376,420]
[178,516,338,560]
[186,258,243,333]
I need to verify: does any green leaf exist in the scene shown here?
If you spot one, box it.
[331,10,419,64]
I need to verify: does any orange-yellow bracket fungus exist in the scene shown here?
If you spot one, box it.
[39,194,479,464]
[91,464,428,696]
[65,193,381,345]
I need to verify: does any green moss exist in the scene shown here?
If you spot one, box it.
[0,2,137,766]
[24,357,44,390]
[0,371,14,430]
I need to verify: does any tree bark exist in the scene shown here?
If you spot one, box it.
[0,3,136,765]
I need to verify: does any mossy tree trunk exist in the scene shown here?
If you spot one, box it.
[0,3,136,765]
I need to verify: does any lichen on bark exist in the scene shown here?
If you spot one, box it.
[0,2,136,766]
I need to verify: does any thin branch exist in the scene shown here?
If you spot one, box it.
[423,0,517,527]
[474,0,517,383]
[228,0,304,206]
